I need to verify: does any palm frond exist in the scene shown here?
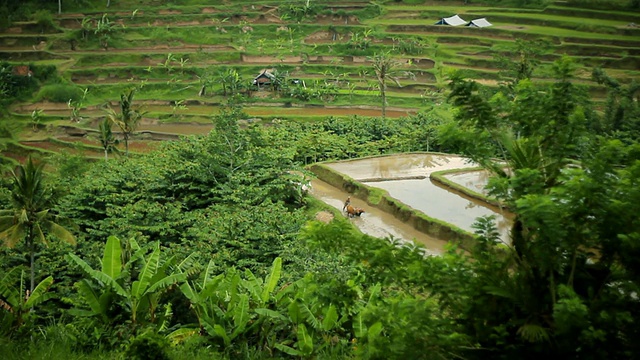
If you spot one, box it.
[34,223,47,246]
[42,220,76,246]
[0,224,25,248]
[517,323,550,343]
[0,215,17,230]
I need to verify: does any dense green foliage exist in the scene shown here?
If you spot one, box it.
[1,0,640,359]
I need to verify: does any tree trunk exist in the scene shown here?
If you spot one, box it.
[107,0,111,8]
[381,80,387,119]
[58,0,62,14]
[512,217,525,261]
[28,227,35,293]
[104,148,109,161]
[124,133,129,156]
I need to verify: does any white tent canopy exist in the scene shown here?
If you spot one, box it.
[434,14,467,26]
[467,18,493,27]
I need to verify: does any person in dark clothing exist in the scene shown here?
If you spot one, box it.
[343,196,351,211]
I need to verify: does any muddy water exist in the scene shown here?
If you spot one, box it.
[309,178,448,255]
[325,154,513,244]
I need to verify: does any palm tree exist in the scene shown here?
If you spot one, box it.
[370,52,412,119]
[98,119,118,160]
[105,88,143,156]
[0,157,75,292]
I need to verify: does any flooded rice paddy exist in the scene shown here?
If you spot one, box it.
[309,178,447,255]
[322,153,513,248]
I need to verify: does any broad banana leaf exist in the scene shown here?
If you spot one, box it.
[255,308,288,322]
[354,313,367,338]
[202,259,216,287]
[300,302,321,330]
[288,299,302,324]
[75,280,103,316]
[261,257,282,303]
[67,253,127,297]
[297,323,314,356]
[102,236,122,279]
[367,321,383,339]
[144,273,187,296]
[322,304,338,331]
[132,245,160,299]
[241,270,262,303]
[230,293,250,339]
[167,327,198,345]
[24,276,53,308]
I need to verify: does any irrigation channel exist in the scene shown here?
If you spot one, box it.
[308,153,514,255]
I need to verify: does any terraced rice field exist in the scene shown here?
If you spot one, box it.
[1,0,638,159]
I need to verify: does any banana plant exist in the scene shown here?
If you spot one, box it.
[171,257,285,347]
[269,273,346,358]
[172,257,351,357]
[195,263,279,347]
[67,235,189,326]
[67,235,127,323]
[129,243,193,323]
[0,268,54,333]
[274,298,342,357]
[170,259,223,339]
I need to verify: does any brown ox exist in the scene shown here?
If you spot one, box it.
[345,205,365,218]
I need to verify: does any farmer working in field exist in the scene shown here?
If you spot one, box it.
[343,196,351,211]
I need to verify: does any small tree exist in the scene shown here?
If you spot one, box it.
[98,119,118,160]
[94,14,114,50]
[68,88,88,123]
[30,109,43,132]
[369,52,413,118]
[105,88,144,156]
[171,99,188,120]
[80,17,92,40]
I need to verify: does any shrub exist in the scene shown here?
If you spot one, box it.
[30,64,60,83]
[33,10,55,33]
[36,84,84,102]
[0,62,38,101]
[125,331,171,360]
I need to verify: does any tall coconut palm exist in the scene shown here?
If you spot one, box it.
[0,157,76,292]
[370,52,413,119]
[105,88,143,156]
